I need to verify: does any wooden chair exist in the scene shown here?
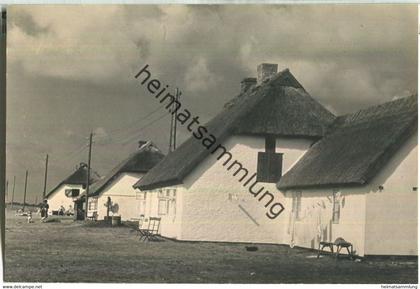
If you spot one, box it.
[334,237,353,260]
[139,217,161,242]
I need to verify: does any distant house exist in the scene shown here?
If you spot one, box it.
[46,162,100,214]
[134,63,417,257]
[86,141,164,221]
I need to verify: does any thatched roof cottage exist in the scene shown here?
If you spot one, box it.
[85,141,164,221]
[134,63,335,243]
[278,94,417,256]
[46,162,100,214]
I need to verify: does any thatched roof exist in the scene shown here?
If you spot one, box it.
[278,95,418,190]
[135,69,335,190]
[46,163,101,198]
[87,142,165,197]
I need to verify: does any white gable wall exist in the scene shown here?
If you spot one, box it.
[94,172,144,221]
[47,184,84,213]
[178,135,313,243]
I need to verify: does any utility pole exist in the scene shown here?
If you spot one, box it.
[85,133,93,219]
[169,96,174,152]
[42,154,49,199]
[168,88,180,152]
[11,176,15,209]
[23,170,28,211]
[173,88,180,150]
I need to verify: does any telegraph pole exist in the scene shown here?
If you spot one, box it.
[174,89,181,150]
[85,133,93,219]
[169,97,174,152]
[23,170,28,211]
[11,176,15,208]
[42,154,49,199]
[168,88,180,152]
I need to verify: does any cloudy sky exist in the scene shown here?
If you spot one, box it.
[6,5,417,203]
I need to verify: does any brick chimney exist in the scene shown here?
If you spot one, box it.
[257,63,278,84]
[240,77,257,93]
[138,140,148,149]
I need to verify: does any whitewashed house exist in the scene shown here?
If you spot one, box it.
[46,162,100,214]
[86,141,164,221]
[277,95,417,256]
[134,63,335,243]
[134,63,417,257]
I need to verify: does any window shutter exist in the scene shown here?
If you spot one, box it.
[257,152,283,183]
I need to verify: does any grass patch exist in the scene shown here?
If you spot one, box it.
[4,208,418,283]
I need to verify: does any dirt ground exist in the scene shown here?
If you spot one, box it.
[4,208,418,283]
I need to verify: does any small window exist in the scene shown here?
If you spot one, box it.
[158,190,164,198]
[65,189,80,198]
[332,190,340,224]
[292,191,302,220]
[158,199,168,215]
[257,152,283,183]
[265,136,276,153]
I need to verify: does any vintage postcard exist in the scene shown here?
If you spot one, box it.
[1,4,418,286]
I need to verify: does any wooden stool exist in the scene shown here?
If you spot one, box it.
[317,241,334,258]
[334,238,353,260]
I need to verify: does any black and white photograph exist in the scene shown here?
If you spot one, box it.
[0,3,418,286]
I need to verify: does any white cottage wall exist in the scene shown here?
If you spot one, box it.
[95,172,144,221]
[141,186,184,239]
[364,133,418,256]
[282,189,367,256]
[178,135,313,243]
[47,184,84,213]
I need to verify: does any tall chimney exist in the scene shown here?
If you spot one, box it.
[257,63,278,84]
[240,77,257,93]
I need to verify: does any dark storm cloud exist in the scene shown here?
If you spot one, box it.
[9,10,50,36]
[6,5,417,202]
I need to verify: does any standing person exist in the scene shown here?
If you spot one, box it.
[42,199,49,220]
[40,202,45,219]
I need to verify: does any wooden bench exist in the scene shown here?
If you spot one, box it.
[317,238,354,260]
